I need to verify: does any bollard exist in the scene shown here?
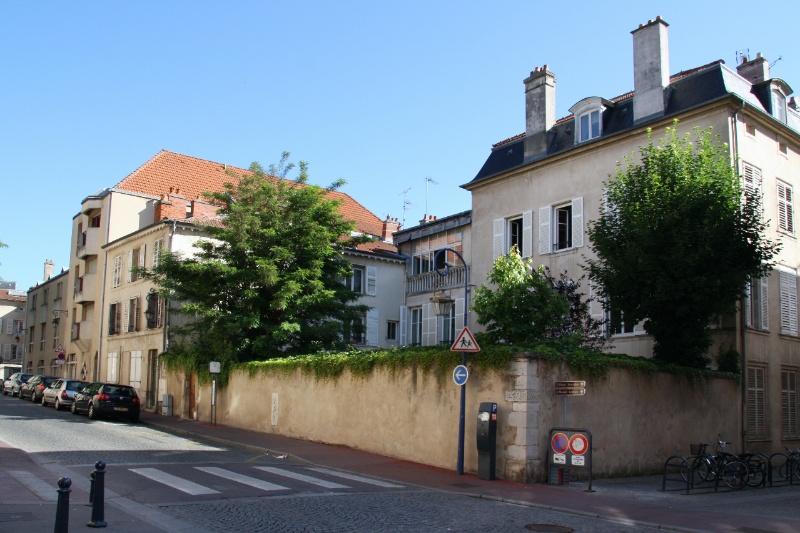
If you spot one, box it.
[87,460,107,528]
[54,476,71,533]
[88,470,96,505]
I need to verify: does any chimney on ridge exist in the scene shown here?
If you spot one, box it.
[381,216,401,241]
[737,53,771,85]
[632,16,670,123]
[523,65,556,160]
[44,259,54,281]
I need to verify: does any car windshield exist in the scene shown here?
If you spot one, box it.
[104,386,136,397]
[66,381,88,391]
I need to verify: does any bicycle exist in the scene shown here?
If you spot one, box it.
[682,439,749,489]
[681,443,713,484]
[777,447,800,482]
[738,451,768,487]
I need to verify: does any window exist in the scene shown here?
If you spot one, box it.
[742,162,763,208]
[493,212,532,258]
[539,198,583,254]
[145,294,164,329]
[108,302,121,335]
[112,255,123,288]
[440,306,456,346]
[91,214,101,228]
[28,325,34,353]
[746,276,769,330]
[128,245,145,282]
[772,89,787,123]
[387,320,398,341]
[39,322,46,350]
[127,297,140,332]
[152,239,163,268]
[55,282,62,301]
[782,369,798,439]
[747,366,767,440]
[410,308,423,346]
[607,305,635,335]
[30,294,37,310]
[344,315,365,345]
[578,109,601,142]
[777,181,794,234]
[412,229,463,273]
[346,266,364,293]
[780,269,798,337]
[509,217,523,252]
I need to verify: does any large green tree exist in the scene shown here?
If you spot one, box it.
[585,126,780,368]
[147,153,369,367]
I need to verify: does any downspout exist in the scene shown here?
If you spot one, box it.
[733,98,747,453]
[96,193,112,381]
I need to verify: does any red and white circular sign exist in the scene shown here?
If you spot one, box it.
[569,434,589,455]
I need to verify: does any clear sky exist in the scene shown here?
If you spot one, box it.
[1,1,797,291]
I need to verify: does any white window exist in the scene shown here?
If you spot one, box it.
[746,276,769,331]
[410,307,423,346]
[493,211,532,259]
[411,229,463,273]
[747,366,767,440]
[387,320,398,341]
[440,306,456,346]
[152,239,163,268]
[112,256,123,288]
[772,89,787,123]
[782,369,798,439]
[108,302,121,335]
[569,97,606,144]
[344,314,365,345]
[539,198,583,254]
[128,245,146,282]
[130,350,142,389]
[777,181,794,234]
[578,109,601,142]
[346,266,365,293]
[742,162,763,208]
[780,269,798,337]
[128,297,140,332]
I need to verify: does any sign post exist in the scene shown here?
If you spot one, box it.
[554,381,586,426]
[209,361,221,426]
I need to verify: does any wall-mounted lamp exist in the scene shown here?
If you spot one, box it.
[52,309,68,328]
[144,289,157,328]
[430,288,454,318]
[14,328,27,343]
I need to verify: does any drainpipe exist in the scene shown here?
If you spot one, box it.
[733,98,747,453]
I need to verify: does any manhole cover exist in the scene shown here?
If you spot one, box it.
[525,525,575,533]
[0,513,39,522]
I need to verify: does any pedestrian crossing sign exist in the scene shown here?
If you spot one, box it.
[451,327,480,353]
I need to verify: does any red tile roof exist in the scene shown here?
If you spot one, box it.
[115,150,387,240]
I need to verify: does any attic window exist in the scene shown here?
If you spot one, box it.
[569,97,610,145]
[772,89,787,123]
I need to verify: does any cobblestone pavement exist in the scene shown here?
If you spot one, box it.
[158,490,667,533]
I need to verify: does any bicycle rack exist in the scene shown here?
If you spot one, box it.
[661,455,691,494]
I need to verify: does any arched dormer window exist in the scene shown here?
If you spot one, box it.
[772,89,787,123]
[569,97,613,144]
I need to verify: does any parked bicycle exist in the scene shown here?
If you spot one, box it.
[777,447,800,482]
[681,438,749,489]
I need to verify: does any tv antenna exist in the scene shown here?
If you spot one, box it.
[399,187,415,226]
[425,177,438,217]
[736,49,750,65]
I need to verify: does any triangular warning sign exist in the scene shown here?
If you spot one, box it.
[53,343,64,354]
[451,327,481,353]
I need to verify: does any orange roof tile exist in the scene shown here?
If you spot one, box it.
[115,151,385,238]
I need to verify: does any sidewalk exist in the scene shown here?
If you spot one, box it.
[139,411,800,533]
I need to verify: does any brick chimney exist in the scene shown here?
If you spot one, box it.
[381,216,401,241]
[632,16,670,123]
[737,53,770,85]
[419,214,438,225]
[44,259,54,281]
[523,65,556,160]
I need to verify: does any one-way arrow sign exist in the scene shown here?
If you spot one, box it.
[452,365,469,386]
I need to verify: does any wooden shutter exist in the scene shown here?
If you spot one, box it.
[571,197,584,248]
[782,370,798,438]
[399,306,407,346]
[127,250,134,282]
[780,270,798,336]
[538,207,551,255]
[422,302,436,346]
[130,351,142,389]
[760,276,769,330]
[521,210,533,258]
[455,298,465,331]
[747,366,766,440]
[366,266,377,296]
[107,352,119,383]
[493,219,504,259]
[366,309,379,346]
[778,182,794,234]
[745,281,753,328]
[123,300,130,333]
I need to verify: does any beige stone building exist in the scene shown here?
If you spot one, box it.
[463,17,800,450]
[1,287,27,366]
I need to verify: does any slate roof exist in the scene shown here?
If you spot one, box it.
[467,61,800,187]
[112,150,388,242]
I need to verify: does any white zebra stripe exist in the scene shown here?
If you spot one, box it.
[130,468,219,495]
[307,467,404,488]
[254,467,350,489]
[195,466,289,491]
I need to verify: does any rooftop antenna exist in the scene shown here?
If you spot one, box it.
[736,49,750,65]
[425,177,438,217]
[770,56,783,69]
[399,187,414,226]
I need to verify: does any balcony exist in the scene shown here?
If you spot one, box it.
[73,273,97,304]
[76,227,100,259]
[406,265,468,295]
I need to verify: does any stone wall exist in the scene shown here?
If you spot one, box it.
[165,354,740,482]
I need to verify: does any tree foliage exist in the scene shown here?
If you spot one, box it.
[146,153,370,367]
[472,248,604,348]
[585,125,779,368]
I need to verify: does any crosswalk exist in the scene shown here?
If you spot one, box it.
[128,465,404,496]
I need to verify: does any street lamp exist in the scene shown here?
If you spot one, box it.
[52,310,68,328]
[144,289,157,328]
[431,247,469,475]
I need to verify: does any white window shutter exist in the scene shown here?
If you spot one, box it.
[780,270,798,336]
[745,282,753,328]
[152,239,162,268]
[5,320,11,334]
[139,245,146,270]
[0,319,3,333]
[761,276,769,330]
[589,283,606,335]
[493,219,504,259]
[366,309,379,346]
[455,297,465,331]
[366,266,377,296]
[130,350,142,389]
[123,300,130,333]
[127,250,134,282]
[107,352,118,382]
[422,303,436,346]
[538,207,551,255]
[399,306,407,346]
[572,197,584,248]
[522,210,533,258]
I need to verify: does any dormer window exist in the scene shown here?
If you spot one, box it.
[569,97,611,144]
[772,89,787,123]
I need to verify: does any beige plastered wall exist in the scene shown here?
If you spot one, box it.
[166,354,739,482]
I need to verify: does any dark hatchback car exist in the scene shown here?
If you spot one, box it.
[3,372,32,396]
[72,382,140,422]
[19,375,56,402]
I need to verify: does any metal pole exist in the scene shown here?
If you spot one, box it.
[54,477,71,533]
[433,248,469,475]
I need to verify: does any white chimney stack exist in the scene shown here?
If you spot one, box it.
[632,16,670,123]
[44,259,54,281]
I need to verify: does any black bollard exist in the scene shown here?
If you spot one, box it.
[88,470,95,505]
[87,460,107,528]
[54,476,71,533]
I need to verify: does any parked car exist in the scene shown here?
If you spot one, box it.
[3,373,33,397]
[20,375,57,402]
[41,379,89,410]
[71,382,140,422]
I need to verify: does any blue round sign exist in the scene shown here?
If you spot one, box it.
[452,365,469,386]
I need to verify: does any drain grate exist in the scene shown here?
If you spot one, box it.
[525,525,575,533]
[0,512,39,522]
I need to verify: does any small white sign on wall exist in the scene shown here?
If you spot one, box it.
[271,393,279,426]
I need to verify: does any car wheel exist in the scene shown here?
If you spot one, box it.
[41,395,47,406]
[54,398,61,411]
[88,403,98,420]
[71,401,78,415]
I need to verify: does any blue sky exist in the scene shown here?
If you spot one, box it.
[1,1,797,290]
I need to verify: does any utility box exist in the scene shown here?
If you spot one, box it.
[162,394,173,416]
[477,402,497,480]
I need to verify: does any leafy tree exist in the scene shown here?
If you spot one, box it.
[472,248,603,348]
[147,153,370,368]
[585,126,779,368]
